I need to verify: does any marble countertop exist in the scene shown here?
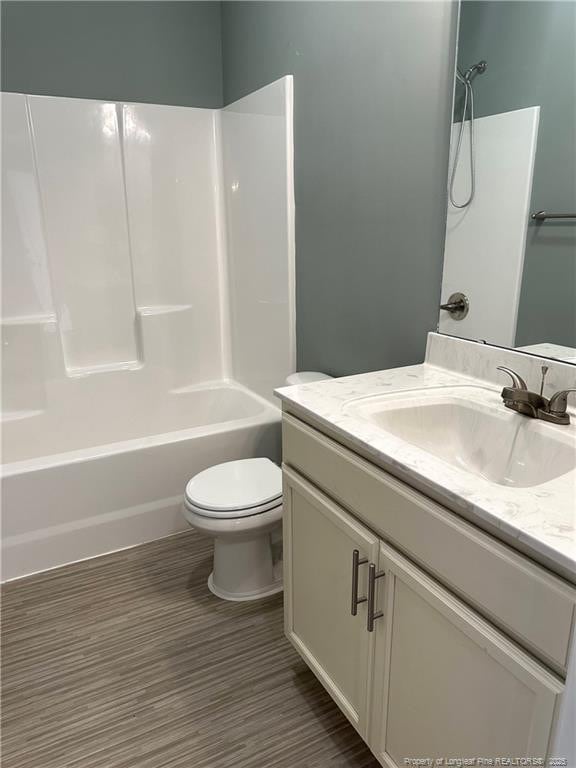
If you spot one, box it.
[275,360,576,583]
[516,342,576,365]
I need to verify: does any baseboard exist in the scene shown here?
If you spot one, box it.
[1,496,189,582]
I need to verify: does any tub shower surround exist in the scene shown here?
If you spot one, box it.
[1,78,295,580]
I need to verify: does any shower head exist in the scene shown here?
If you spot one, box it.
[456,60,487,87]
[464,60,487,81]
[450,59,487,209]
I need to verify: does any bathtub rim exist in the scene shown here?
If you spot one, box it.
[1,381,280,477]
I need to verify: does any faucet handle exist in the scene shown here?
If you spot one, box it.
[548,389,576,416]
[497,366,527,390]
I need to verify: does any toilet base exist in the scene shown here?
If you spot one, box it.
[207,572,283,602]
[209,528,283,602]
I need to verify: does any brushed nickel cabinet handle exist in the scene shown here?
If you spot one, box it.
[351,549,368,616]
[367,563,385,632]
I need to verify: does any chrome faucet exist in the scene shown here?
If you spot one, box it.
[497,366,576,425]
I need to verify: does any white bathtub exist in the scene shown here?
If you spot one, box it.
[1,383,281,581]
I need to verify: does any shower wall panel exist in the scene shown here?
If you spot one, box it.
[221,76,295,402]
[29,95,139,374]
[122,103,225,384]
[1,93,53,320]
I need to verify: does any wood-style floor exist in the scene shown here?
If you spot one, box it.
[1,530,378,768]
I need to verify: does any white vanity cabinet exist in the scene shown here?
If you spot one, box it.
[282,413,575,766]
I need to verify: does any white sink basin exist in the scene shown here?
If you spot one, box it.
[344,386,575,488]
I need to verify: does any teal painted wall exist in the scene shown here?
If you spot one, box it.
[1,1,223,107]
[222,1,457,375]
[457,1,576,347]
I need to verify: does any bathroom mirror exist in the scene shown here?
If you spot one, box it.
[438,0,576,364]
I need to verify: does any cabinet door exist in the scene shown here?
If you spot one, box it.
[370,541,564,767]
[283,466,379,736]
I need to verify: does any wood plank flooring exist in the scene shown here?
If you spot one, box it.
[1,530,378,768]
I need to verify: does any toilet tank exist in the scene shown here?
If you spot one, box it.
[285,371,333,386]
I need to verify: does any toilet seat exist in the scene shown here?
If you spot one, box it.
[184,458,282,519]
[182,499,282,535]
[185,497,282,519]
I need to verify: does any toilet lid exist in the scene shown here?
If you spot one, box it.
[185,458,282,516]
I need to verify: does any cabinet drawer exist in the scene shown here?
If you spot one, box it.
[282,413,576,674]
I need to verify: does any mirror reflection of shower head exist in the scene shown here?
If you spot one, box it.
[466,59,487,80]
[456,59,487,85]
[450,59,488,208]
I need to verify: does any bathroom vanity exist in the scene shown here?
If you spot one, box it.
[276,334,576,767]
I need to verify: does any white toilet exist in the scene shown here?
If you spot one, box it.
[182,371,332,601]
